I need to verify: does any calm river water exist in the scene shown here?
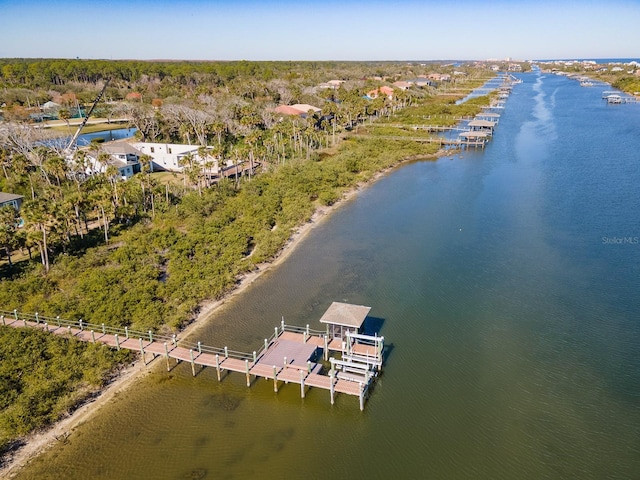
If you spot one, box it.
[18,71,640,479]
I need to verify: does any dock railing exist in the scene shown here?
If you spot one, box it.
[0,309,175,344]
[1,310,327,365]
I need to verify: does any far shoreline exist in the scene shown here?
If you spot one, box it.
[0,147,444,478]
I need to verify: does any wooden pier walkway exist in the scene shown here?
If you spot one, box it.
[1,305,384,411]
[358,134,488,149]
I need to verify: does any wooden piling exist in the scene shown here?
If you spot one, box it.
[245,359,250,387]
[273,366,278,392]
[215,354,221,381]
[140,337,146,365]
[300,369,305,399]
[91,330,96,343]
[164,342,170,371]
[359,383,364,411]
[324,335,329,361]
[330,371,335,405]
[115,333,120,350]
[189,349,196,376]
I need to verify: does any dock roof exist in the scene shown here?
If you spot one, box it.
[459,131,489,139]
[319,302,371,328]
[468,119,496,128]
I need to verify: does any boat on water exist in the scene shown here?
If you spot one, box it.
[580,80,594,87]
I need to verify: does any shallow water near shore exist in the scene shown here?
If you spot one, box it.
[17,72,640,479]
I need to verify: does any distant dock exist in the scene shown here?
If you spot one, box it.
[1,302,385,411]
[602,91,639,104]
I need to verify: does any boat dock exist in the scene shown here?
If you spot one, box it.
[1,302,385,411]
[601,91,639,104]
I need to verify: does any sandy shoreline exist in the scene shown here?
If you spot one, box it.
[0,150,441,477]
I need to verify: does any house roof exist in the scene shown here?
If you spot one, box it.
[406,78,433,86]
[292,103,321,113]
[319,302,371,328]
[275,105,306,116]
[367,86,395,99]
[274,104,321,116]
[100,142,144,156]
[107,158,128,168]
[0,192,23,204]
[393,81,412,89]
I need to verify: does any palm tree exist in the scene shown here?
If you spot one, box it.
[43,154,68,187]
[178,153,202,195]
[0,205,19,268]
[198,146,215,188]
[21,198,51,272]
[58,108,71,128]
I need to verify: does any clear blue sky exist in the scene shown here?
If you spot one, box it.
[2,0,639,61]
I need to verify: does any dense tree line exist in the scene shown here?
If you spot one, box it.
[612,76,640,95]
